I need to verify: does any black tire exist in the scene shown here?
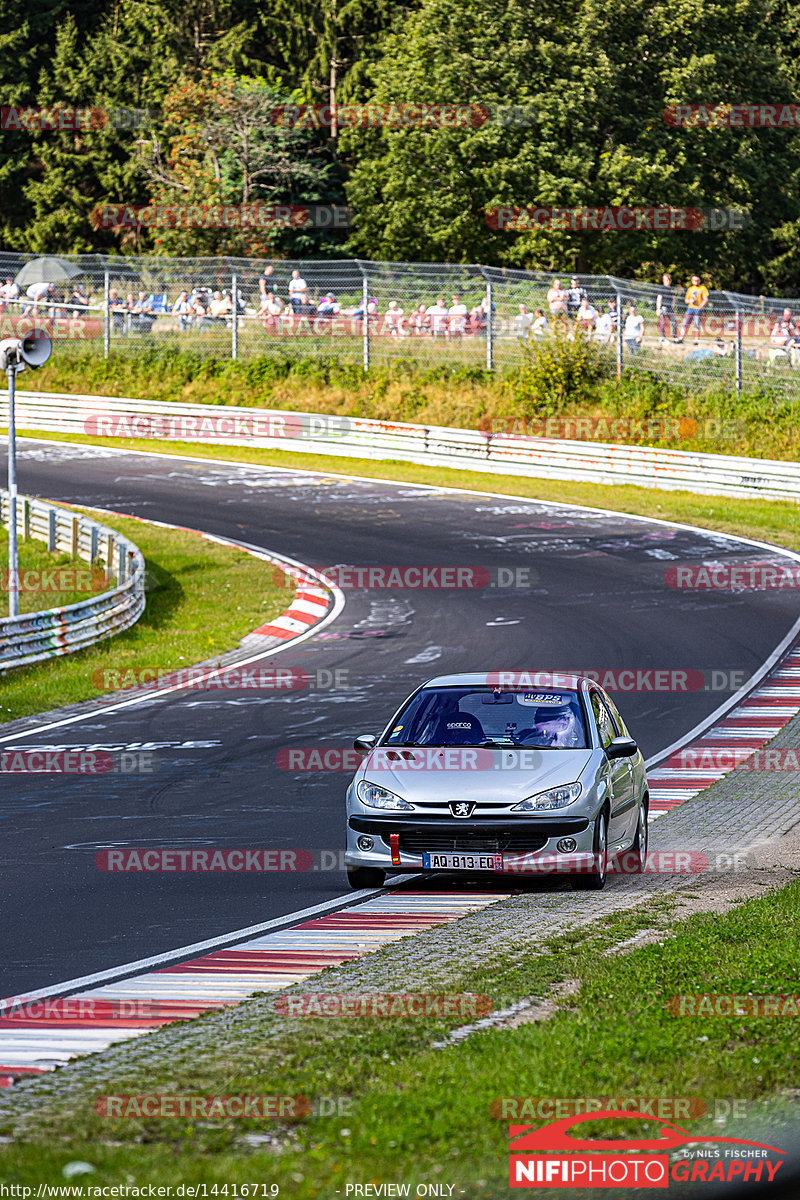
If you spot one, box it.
[627,799,649,874]
[346,865,386,890]
[572,808,608,890]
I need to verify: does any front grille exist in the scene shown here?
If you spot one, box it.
[398,830,549,855]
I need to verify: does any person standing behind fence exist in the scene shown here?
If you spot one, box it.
[566,277,586,320]
[547,278,567,320]
[288,269,307,312]
[656,273,677,343]
[426,295,449,337]
[676,275,709,345]
[624,304,644,354]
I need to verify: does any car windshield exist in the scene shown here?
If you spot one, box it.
[383,686,589,749]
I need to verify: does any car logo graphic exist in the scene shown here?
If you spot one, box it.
[449,801,475,818]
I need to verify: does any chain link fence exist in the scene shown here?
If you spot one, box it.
[0,250,797,396]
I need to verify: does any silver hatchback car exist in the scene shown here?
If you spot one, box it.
[344,673,648,890]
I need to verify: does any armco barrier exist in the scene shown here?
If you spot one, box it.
[3,390,800,501]
[0,491,145,671]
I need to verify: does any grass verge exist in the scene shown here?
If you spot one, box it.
[0,526,114,614]
[0,879,797,1193]
[0,511,290,724]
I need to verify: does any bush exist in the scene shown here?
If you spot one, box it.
[511,324,615,413]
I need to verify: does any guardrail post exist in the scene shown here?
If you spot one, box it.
[22,498,29,542]
[486,279,494,371]
[118,542,126,583]
[71,515,79,559]
[231,267,239,361]
[103,260,110,360]
[106,533,114,579]
[48,508,56,552]
[359,264,370,373]
[90,525,99,564]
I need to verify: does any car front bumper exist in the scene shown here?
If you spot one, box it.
[344,814,599,876]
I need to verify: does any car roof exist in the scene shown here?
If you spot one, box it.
[422,672,588,690]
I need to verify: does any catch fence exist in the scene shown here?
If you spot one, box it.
[1,251,797,398]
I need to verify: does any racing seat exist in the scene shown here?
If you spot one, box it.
[431,713,485,744]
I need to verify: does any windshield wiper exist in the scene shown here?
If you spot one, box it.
[479,738,518,747]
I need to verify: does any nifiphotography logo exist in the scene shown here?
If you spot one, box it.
[508,1111,785,1188]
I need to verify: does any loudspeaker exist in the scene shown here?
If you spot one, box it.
[0,330,52,370]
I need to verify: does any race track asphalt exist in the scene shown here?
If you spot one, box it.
[2,439,798,996]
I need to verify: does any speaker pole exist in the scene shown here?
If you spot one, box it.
[6,359,18,617]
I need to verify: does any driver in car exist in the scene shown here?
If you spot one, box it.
[527,703,582,747]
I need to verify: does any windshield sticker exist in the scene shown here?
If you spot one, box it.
[392,725,403,732]
[518,693,565,706]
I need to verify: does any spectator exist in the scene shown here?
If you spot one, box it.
[318,292,340,315]
[21,280,54,316]
[566,276,586,320]
[258,264,275,303]
[412,303,430,336]
[547,278,567,317]
[513,303,533,344]
[68,283,90,315]
[108,288,128,335]
[288,268,307,312]
[656,273,677,343]
[624,304,644,354]
[259,290,283,332]
[676,275,709,344]
[189,290,208,327]
[576,296,598,333]
[770,314,791,349]
[594,300,617,344]
[172,290,193,331]
[202,290,232,329]
[447,293,468,338]
[789,320,800,366]
[1,277,20,307]
[469,300,488,335]
[425,295,449,337]
[384,300,404,336]
[132,291,155,333]
[532,308,548,340]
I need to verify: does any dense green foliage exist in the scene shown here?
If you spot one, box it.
[3,0,800,288]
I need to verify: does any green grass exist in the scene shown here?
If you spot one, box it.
[0,880,797,1194]
[14,342,800,460]
[0,511,290,724]
[0,526,113,614]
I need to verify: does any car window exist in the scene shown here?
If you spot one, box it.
[590,691,617,748]
[603,693,628,736]
[383,687,589,748]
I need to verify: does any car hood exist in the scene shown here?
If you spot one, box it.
[358,747,595,805]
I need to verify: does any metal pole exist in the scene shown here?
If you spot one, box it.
[6,364,19,617]
[735,307,742,399]
[615,293,624,381]
[486,279,494,371]
[362,269,370,373]
[103,262,110,359]
[231,268,238,361]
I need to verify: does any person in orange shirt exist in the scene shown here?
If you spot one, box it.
[676,275,709,344]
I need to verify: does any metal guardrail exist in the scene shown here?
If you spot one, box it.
[0,490,146,671]
[4,390,800,502]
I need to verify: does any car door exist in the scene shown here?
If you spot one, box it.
[603,692,642,844]
[589,689,634,846]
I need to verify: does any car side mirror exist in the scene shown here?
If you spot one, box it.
[607,736,638,760]
[353,734,377,753]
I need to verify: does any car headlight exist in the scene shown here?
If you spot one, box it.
[356,780,413,810]
[512,782,582,811]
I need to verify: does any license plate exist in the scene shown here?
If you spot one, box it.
[422,852,503,871]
